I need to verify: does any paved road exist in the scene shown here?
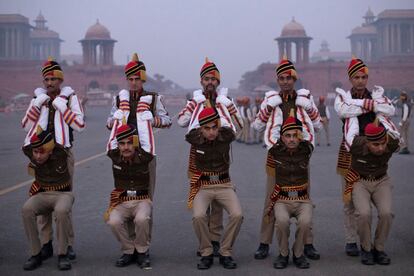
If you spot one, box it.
[0,105,413,276]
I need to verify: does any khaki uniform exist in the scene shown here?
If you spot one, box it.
[106,147,154,254]
[316,103,330,145]
[108,200,152,254]
[35,101,77,248]
[186,127,243,257]
[348,136,398,252]
[400,102,411,151]
[22,145,73,256]
[268,140,313,257]
[336,89,377,244]
[107,90,171,243]
[181,96,243,246]
[258,94,315,245]
[39,149,75,246]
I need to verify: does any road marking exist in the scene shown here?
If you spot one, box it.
[0,112,180,196]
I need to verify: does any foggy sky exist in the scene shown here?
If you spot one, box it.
[1,0,413,89]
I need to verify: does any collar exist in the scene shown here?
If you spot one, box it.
[281,90,297,102]
[130,90,144,100]
[203,91,217,100]
[351,88,370,99]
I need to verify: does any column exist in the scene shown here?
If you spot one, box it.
[397,24,401,53]
[393,24,397,53]
[109,44,114,65]
[11,28,15,58]
[295,41,301,64]
[303,40,309,64]
[99,44,104,65]
[16,27,21,58]
[351,40,356,56]
[286,41,292,60]
[92,43,96,65]
[388,24,391,53]
[278,41,284,61]
[363,38,368,61]
[82,43,87,65]
[378,26,384,57]
[411,24,414,52]
[6,29,11,58]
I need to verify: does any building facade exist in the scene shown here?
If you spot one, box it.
[239,9,414,97]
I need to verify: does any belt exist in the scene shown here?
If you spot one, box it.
[40,182,71,192]
[199,173,230,182]
[360,174,386,182]
[279,190,308,198]
[124,189,149,197]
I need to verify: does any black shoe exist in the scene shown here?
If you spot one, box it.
[40,240,53,260]
[212,241,220,257]
[360,248,375,265]
[58,254,72,270]
[316,143,320,146]
[196,250,201,257]
[327,143,331,146]
[345,243,360,256]
[304,244,320,260]
[293,255,310,269]
[67,245,76,260]
[273,254,288,269]
[115,252,137,267]
[399,148,410,154]
[137,251,151,269]
[254,243,269,259]
[219,255,237,269]
[373,249,391,265]
[197,254,213,270]
[23,253,42,270]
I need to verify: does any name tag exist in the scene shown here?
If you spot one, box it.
[127,190,136,197]
[209,175,220,181]
[356,159,367,163]
[288,191,298,198]
[196,150,205,154]
[113,165,122,170]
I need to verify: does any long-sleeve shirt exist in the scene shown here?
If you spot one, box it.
[253,90,321,148]
[350,135,399,179]
[22,87,85,148]
[177,90,243,132]
[106,90,171,129]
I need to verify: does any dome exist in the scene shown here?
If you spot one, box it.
[351,25,377,35]
[280,18,307,37]
[84,19,111,40]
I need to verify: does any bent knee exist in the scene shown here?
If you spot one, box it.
[355,210,371,220]
[297,216,312,227]
[378,211,393,220]
[134,215,150,225]
[192,212,207,221]
[107,216,123,227]
[229,212,243,222]
[275,216,290,226]
[21,203,36,217]
[54,207,71,219]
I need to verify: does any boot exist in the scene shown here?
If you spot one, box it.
[254,243,269,259]
[197,254,213,270]
[40,240,53,260]
[23,253,42,270]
